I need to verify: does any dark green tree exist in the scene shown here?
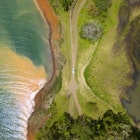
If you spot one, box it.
[93,0,112,12]
[60,0,73,11]
[80,21,103,43]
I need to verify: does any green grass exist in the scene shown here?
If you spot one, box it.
[49,0,133,121]
[84,0,132,107]
[76,0,133,118]
[34,1,139,138]
[53,10,72,117]
[55,93,70,116]
[77,89,110,119]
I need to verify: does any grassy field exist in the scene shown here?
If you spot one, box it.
[48,0,135,120]
[54,11,72,117]
[76,0,134,118]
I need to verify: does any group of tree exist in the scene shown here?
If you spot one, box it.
[93,0,112,12]
[59,0,73,11]
[81,0,112,43]
[88,0,112,17]
[36,110,140,140]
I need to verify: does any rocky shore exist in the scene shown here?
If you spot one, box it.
[27,0,60,139]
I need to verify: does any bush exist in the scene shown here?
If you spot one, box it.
[87,3,100,17]
[93,0,112,12]
[80,21,103,43]
[60,0,73,11]
[49,0,73,12]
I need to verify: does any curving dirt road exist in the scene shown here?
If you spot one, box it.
[69,0,87,116]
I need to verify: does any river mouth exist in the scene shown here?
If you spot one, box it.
[0,0,52,139]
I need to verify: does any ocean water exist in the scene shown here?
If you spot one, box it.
[0,0,52,139]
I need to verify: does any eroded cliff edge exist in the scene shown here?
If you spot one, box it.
[27,0,61,139]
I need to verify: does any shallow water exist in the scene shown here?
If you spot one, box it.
[123,73,140,122]
[0,0,52,139]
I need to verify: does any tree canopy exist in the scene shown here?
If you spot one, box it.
[60,0,73,11]
[80,21,103,43]
[93,0,112,12]
[49,0,73,12]
[36,110,140,140]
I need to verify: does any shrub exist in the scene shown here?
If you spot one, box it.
[93,0,112,12]
[60,0,73,11]
[49,0,73,12]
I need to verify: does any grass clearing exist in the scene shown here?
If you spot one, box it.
[85,0,132,108]
[77,89,110,119]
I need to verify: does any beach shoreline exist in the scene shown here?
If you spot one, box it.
[27,0,60,139]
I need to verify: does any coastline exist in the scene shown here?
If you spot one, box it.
[27,0,60,139]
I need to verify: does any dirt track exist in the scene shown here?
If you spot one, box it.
[69,0,87,116]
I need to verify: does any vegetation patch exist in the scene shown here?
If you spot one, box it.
[48,72,62,95]
[83,0,133,111]
[76,0,126,119]
[36,110,140,140]
[80,21,103,43]
[60,0,73,11]
[93,0,112,12]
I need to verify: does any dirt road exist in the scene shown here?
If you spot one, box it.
[69,0,87,116]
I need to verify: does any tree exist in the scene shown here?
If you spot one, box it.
[80,21,103,43]
[60,0,73,11]
[49,0,73,12]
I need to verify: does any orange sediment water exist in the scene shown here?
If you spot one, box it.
[0,47,47,101]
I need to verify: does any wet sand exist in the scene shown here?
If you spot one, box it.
[27,0,60,139]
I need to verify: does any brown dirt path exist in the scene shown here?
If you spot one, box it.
[69,0,87,116]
